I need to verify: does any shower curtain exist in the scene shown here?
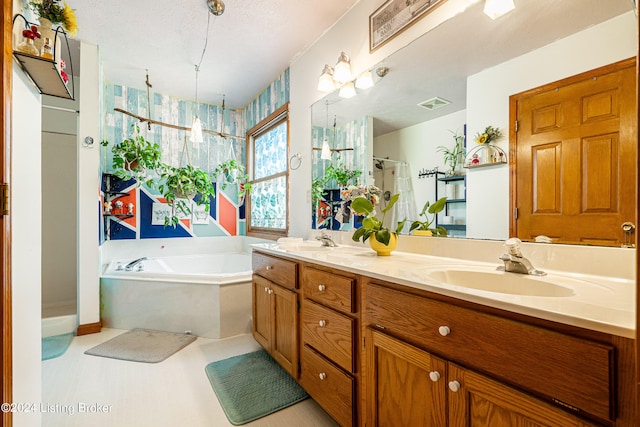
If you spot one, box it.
[390,162,417,233]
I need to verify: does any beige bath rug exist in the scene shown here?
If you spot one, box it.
[84,328,196,363]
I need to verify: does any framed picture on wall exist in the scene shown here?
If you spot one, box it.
[369,0,446,51]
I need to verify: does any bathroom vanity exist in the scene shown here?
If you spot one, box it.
[251,242,636,427]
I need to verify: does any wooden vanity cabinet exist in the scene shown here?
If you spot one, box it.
[252,252,299,377]
[299,264,359,427]
[362,278,635,427]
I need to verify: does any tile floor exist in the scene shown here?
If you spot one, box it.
[42,328,339,427]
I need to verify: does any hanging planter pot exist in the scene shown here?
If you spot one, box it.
[159,164,216,228]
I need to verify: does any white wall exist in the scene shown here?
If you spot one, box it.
[288,0,479,237]
[465,11,637,239]
[374,110,467,221]
[77,41,101,328]
[12,65,43,427]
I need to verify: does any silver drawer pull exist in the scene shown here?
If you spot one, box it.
[318,284,326,291]
[265,265,273,270]
[318,320,326,327]
[429,371,441,382]
[448,380,461,392]
[438,326,451,336]
[318,372,327,380]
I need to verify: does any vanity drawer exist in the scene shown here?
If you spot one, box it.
[301,299,355,373]
[302,267,355,313]
[252,252,298,290]
[365,282,615,422]
[300,345,355,427]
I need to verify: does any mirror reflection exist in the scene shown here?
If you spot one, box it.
[310,0,637,246]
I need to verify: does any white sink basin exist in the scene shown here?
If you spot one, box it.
[424,268,576,297]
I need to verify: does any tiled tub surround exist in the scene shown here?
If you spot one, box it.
[255,231,635,338]
[100,236,269,338]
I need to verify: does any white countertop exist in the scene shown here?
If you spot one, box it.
[252,242,636,338]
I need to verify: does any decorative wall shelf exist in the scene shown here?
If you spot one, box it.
[12,14,74,100]
[464,144,507,169]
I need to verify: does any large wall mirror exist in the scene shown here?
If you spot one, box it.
[310,0,637,246]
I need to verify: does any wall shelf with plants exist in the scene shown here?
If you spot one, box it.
[12,13,75,99]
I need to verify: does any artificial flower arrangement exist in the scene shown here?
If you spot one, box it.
[475,125,502,145]
[22,25,41,40]
[59,59,69,84]
[30,0,78,35]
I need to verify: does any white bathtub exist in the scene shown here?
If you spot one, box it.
[100,252,253,339]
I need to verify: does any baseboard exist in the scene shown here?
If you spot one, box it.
[76,321,101,336]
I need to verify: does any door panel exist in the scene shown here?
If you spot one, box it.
[512,58,636,246]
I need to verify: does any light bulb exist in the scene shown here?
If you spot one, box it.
[320,137,332,160]
[355,70,374,89]
[339,81,356,99]
[333,52,352,84]
[317,65,335,92]
[190,116,204,143]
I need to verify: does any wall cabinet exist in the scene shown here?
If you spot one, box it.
[252,253,299,377]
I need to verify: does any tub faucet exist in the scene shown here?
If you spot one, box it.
[316,231,337,247]
[498,238,546,276]
[125,257,147,271]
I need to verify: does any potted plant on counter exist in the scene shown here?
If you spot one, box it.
[159,164,216,227]
[351,193,406,256]
[410,197,448,236]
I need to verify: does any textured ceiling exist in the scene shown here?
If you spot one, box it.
[65,0,359,108]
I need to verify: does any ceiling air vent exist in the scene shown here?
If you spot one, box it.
[418,96,451,110]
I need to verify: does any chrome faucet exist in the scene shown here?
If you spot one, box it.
[125,257,147,271]
[315,231,337,247]
[498,238,546,276]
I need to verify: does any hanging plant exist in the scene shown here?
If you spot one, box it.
[325,159,362,188]
[159,164,216,227]
[213,159,252,198]
[101,124,163,187]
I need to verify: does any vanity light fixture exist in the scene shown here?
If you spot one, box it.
[317,64,336,92]
[355,70,374,89]
[333,52,352,84]
[483,0,515,19]
[339,81,356,99]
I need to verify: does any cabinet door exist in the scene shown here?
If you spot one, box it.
[252,276,272,351]
[448,363,598,427]
[366,328,446,427]
[271,283,299,378]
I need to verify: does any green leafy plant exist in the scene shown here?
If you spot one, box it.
[214,158,252,198]
[312,176,327,211]
[159,164,216,227]
[325,159,362,187]
[351,193,406,246]
[410,197,448,236]
[101,124,163,187]
[437,131,465,175]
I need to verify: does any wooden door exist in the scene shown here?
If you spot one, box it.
[270,282,298,377]
[252,276,272,351]
[366,328,446,427]
[447,364,597,427]
[511,58,636,246]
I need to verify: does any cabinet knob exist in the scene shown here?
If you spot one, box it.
[267,289,273,294]
[318,284,326,291]
[264,287,269,293]
[318,320,326,327]
[448,380,461,392]
[438,326,451,336]
[265,265,273,271]
[319,372,327,380]
[429,371,441,382]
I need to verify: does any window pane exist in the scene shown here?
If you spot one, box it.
[254,121,287,180]
[250,176,287,229]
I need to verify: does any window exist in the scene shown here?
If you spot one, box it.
[246,103,289,239]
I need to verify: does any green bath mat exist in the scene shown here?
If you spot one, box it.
[42,333,73,361]
[205,350,308,425]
